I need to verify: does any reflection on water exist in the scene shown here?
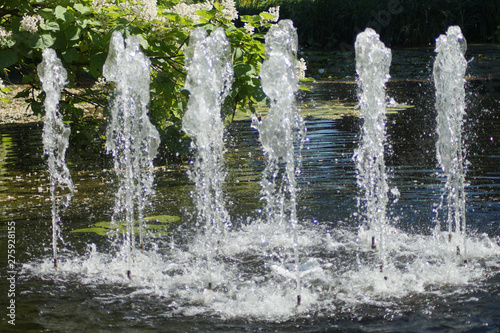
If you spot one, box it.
[1,79,500,331]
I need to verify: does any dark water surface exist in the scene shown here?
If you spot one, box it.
[1,77,500,332]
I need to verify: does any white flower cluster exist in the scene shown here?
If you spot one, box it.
[0,26,12,39]
[268,6,280,22]
[92,0,157,21]
[297,57,307,79]
[92,77,107,89]
[0,26,12,40]
[170,0,238,23]
[220,0,238,21]
[131,0,158,22]
[244,23,255,35]
[20,14,44,34]
[262,6,280,23]
[170,2,212,24]
[91,0,108,12]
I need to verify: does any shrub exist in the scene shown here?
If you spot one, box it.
[0,0,289,160]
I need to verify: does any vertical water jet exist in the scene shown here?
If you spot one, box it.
[182,27,234,286]
[103,31,160,274]
[253,19,305,304]
[353,28,392,264]
[38,48,74,268]
[433,26,468,260]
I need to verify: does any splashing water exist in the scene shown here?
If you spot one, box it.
[353,28,392,264]
[252,20,305,303]
[433,26,468,256]
[103,31,160,271]
[39,48,74,268]
[20,26,500,326]
[182,27,234,282]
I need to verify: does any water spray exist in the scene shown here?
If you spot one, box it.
[38,48,74,270]
[254,20,305,306]
[103,31,160,278]
[433,26,468,258]
[182,27,234,286]
[354,28,392,267]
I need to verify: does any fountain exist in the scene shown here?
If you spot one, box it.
[252,19,305,305]
[12,23,500,330]
[38,48,74,268]
[102,31,160,277]
[353,28,392,266]
[433,26,468,260]
[181,27,233,289]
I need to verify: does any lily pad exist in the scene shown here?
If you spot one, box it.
[71,227,108,236]
[71,214,181,236]
[144,215,180,223]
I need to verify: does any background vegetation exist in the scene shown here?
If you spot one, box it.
[236,0,500,49]
[0,0,280,160]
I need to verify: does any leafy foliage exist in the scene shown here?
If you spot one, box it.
[0,0,285,159]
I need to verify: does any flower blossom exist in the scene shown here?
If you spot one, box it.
[267,6,280,23]
[0,26,12,40]
[170,0,238,23]
[170,2,212,24]
[220,0,238,21]
[260,6,280,24]
[244,23,255,35]
[131,0,158,21]
[20,14,44,34]
[91,0,108,12]
[92,0,157,21]
[92,77,107,89]
[297,58,307,79]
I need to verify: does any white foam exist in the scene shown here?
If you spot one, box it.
[21,221,500,321]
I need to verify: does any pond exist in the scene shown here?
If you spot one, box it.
[1,48,500,331]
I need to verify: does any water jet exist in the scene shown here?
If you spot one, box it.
[433,26,468,260]
[9,24,500,330]
[253,19,305,306]
[103,31,160,276]
[38,48,74,269]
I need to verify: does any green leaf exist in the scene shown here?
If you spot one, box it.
[29,100,44,118]
[74,3,91,15]
[74,214,181,236]
[71,227,108,236]
[40,21,60,32]
[89,52,107,78]
[54,6,68,20]
[259,12,275,20]
[0,49,18,69]
[62,48,80,63]
[196,9,215,20]
[65,25,81,41]
[240,15,261,24]
[233,47,243,61]
[144,215,181,223]
[1,86,11,93]
[29,34,55,49]
[234,63,256,77]
[94,221,114,228]
[14,88,31,98]
[213,1,222,11]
